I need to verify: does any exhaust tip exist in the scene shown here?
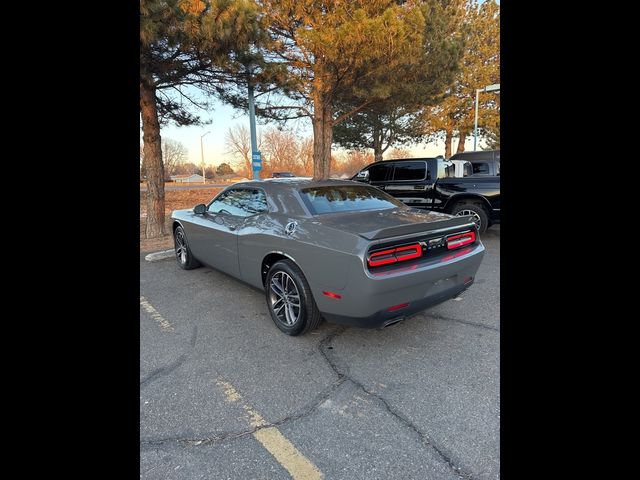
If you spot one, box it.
[382,317,404,328]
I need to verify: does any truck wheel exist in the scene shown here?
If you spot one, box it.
[451,202,489,234]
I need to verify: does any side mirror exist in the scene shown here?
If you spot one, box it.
[193,204,206,215]
[355,170,369,182]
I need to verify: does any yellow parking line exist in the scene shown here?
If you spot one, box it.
[140,296,174,332]
[216,379,323,480]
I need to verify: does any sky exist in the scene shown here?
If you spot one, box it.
[145,97,490,169]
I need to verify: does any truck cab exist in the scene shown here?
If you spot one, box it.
[353,157,500,234]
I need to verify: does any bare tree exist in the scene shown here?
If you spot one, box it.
[225,125,261,177]
[298,138,314,177]
[333,150,374,177]
[262,128,301,175]
[161,138,188,177]
[386,147,412,159]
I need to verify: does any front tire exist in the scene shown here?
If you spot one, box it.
[266,260,322,335]
[174,226,201,270]
[451,201,490,235]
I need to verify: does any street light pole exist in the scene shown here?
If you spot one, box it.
[200,131,210,184]
[247,67,261,181]
[473,83,500,151]
[473,89,480,151]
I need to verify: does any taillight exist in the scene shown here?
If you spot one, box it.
[368,243,422,268]
[446,231,476,250]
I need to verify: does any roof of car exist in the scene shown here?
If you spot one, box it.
[232,178,362,191]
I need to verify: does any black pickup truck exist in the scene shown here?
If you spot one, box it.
[352,157,500,234]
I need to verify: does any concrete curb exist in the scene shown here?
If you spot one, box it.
[145,249,175,262]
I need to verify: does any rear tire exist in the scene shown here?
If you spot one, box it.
[266,259,323,336]
[451,201,490,234]
[173,226,201,270]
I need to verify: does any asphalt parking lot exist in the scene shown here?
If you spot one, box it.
[140,226,500,480]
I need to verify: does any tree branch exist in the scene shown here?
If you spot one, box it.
[333,99,375,126]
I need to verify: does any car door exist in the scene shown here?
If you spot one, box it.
[383,160,432,208]
[187,188,259,277]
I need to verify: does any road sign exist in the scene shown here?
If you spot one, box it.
[252,151,262,171]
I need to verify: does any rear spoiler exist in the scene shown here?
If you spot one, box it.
[358,215,476,240]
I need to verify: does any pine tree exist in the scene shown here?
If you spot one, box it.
[333,0,467,162]
[230,1,433,178]
[424,0,500,157]
[140,0,263,237]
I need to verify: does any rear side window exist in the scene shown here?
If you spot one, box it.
[392,161,427,181]
[300,185,405,215]
[367,163,393,182]
[472,162,490,175]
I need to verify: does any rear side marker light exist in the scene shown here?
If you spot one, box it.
[323,291,342,299]
[388,303,409,311]
[368,243,422,267]
[446,231,476,250]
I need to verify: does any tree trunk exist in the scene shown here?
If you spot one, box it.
[140,80,165,238]
[312,98,333,179]
[373,123,383,162]
[444,130,452,158]
[457,131,467,154]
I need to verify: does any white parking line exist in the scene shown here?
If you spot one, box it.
[216,378,324,480]
[140,296,174,332]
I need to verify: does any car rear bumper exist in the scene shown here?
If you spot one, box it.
[321,281,471,329]
[315,242,485,328]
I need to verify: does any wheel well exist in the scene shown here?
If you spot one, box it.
[261,253,289,286]
[445,195,491,214]
[172,221,181,234]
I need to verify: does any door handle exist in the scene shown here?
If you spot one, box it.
[228,225,237,231]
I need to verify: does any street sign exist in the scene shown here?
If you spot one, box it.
[252,151,262,171]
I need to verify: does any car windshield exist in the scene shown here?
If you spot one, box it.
[299,185,405,215]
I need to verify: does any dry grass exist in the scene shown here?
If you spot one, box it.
[140,187,222,253]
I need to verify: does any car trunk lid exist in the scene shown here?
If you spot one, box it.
[317,208,475,240]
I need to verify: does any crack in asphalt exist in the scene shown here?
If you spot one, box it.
[140,329,347,449]
[140,354,186,388]
[319,327,474,480]
[425,312,500,332]
[141,325,480,479]
[140,374,347,450]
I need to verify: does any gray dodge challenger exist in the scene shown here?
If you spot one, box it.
[170,179,484,335]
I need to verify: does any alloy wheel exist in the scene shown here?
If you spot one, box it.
[175,230,187,265]
[269,271,301,326]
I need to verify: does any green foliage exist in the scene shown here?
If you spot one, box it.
[424,0,500,151]
[333,0,467,158]
[140,0,265,126]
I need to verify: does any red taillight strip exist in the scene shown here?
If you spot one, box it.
[368,248,398,267]
[394,244,422,261]
[368,243,422,268]
[446,231,476,250]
